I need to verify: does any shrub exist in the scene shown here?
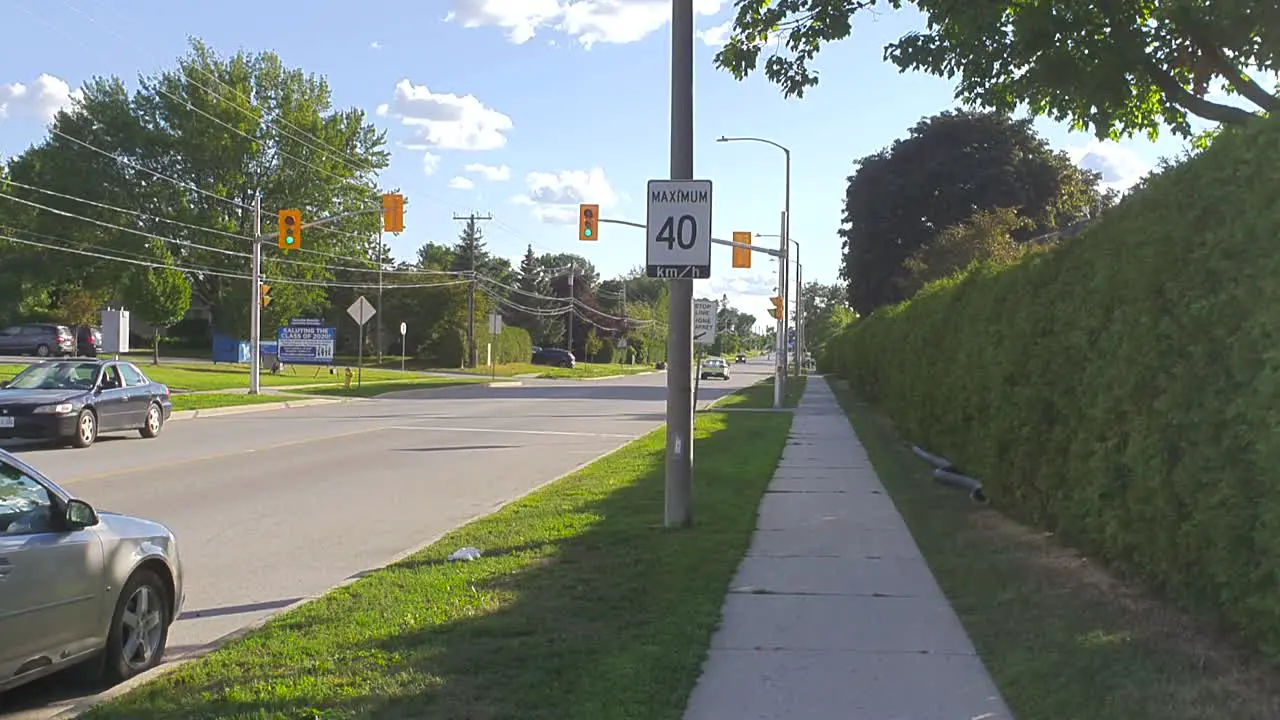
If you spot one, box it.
[494,326,533,364]
[824,117,1280,657]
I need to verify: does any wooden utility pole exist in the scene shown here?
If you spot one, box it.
[452,212,494,368]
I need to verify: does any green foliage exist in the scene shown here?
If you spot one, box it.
[125,255,193,330]
[900,207,1038,295]
[823,116,1280,658]
[841,109,1107,316]
[489,326,533,365]
[714,0,1276,140]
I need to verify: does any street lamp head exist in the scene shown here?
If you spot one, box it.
[716,136,729,142]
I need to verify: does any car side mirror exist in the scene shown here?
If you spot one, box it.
[0,380,7,388]
[65,498,99,529]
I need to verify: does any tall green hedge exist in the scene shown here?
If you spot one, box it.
[824,117,1280,657]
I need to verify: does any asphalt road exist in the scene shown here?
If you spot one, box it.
[1,360,773,719]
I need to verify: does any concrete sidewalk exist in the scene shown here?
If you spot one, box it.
[683,377,1012,720]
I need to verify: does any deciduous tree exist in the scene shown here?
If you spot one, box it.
[715,0,1277,140]
[840,110,1103,315]
[124,248,193,364]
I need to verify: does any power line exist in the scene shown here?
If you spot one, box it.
[0,230,471,290]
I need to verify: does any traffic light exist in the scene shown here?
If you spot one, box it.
[278,209,301,251]
[382,193,405,233]
[579,204,599,241]
[769,295,783,320]
[259,283,272,308]
[732,231,752,268]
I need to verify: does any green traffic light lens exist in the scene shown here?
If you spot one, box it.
[584,228,592,237]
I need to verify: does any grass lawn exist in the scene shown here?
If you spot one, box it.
[169,393,301,412]
[83,409,793,720]
[453,361,654,379]
[715,374,807,409]
[298,377,486,398]
[827,378,1280,720]
[0,360,419,392]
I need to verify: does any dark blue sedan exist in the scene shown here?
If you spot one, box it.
[0,359,173,448]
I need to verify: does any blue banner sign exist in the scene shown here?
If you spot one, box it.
[276,325,336,365]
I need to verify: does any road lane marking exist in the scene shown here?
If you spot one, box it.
[56,425,389,486]
[387,425,636,439]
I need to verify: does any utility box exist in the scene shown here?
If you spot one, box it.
[100,309,130,354]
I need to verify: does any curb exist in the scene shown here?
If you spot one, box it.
[486,381,523,388]
[168,397,346,420]
[51,434,643,719]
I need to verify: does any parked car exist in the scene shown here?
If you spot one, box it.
[0,359,173,448]
[76,326,103,357]
[532,347,575,368]
[0,324,76,358]
[701,357,731,381]
[0,447,184,693]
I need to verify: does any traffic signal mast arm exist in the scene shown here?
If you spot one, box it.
[252,208,384,243]
[596,216,781,257]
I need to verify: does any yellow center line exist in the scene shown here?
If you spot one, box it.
[57,425,388,486]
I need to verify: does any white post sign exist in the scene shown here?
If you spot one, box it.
[488,313,503,335]
[645,179,713,279]
[693,299,717,346]
[399,321,407,371]
[346,295,376,388]
[346,296,376,326]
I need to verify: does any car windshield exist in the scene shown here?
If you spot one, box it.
[5,362,99,390]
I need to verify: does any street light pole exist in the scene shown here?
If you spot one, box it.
[250,193,262,395]
[665,0,696,529]
[715,134,792,385]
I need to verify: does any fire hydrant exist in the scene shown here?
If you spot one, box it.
[343,367,353,390]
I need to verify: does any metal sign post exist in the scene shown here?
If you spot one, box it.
[347,296,376,389]
[658,0,698,529]
[400,321,407,372]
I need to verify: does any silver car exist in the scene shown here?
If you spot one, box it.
[700,357,731,381]
[0,448,183,693]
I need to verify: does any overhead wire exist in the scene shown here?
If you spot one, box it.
[0,230,471,290]
[0,179,470,278]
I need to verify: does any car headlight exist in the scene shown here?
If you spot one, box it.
[34,402,75,415]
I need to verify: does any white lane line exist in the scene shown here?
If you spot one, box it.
[387,425,636,439]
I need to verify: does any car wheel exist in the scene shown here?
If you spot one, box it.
[103,569,171,684]
[35,344,50,357]
[72,409,97,448]
[140,402,163,438]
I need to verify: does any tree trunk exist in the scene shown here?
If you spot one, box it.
[153,326,161,365]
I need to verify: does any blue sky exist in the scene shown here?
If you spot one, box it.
[0,0,1222,328]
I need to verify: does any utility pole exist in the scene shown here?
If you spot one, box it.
[665,0,695,528]
[567,261,575,355]
[250,194,262,395]
[376,231,384,364]
[451,212,493,368]
[621,280,628,363]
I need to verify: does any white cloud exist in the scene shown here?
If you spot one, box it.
[447,0,724,48]
[1069,141,1150,192]
[422,152,442,175]
[697,19,732,46]
[369,41,383,50]
[511,167,618,224]
[0,74,81,121]
[463,162,511,181]
[376,79,513,151]
[449,175,475,189]
[708,273,781,330]
[709,273,777,299]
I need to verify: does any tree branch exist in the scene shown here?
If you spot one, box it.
[1188,37,1280,113]
[1141,56,1262,125]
